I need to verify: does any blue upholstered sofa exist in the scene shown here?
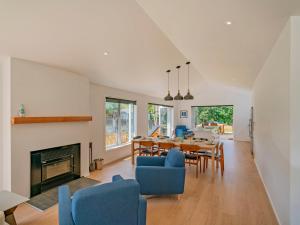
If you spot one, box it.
[58,175,147,225]
[135,149,186,195]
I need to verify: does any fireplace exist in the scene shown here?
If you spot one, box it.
[30,143,80,197]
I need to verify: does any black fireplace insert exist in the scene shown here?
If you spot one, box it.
[30,143,80,197]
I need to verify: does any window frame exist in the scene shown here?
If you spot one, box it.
[147,103,174,137]
[105,97,137,150]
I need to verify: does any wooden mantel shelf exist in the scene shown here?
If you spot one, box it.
[11,116,92,125]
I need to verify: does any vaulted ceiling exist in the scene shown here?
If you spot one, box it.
[0,0,299,97]
[136,0,300,89]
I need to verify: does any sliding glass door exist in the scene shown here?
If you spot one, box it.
[148,103,173,137]
[191,105,234,134]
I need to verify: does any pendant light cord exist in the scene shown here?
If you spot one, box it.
[188,63,189,90]
[176,66,180,91]
[186,61,190,91]
[168,72,170,91]
[166,70,171,92]
[178,69,179,90]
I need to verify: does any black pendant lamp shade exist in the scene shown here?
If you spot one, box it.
[184,61,194,100]
[174,65,184,100]
[164,69,174,101]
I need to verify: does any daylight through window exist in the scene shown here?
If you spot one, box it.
[105,98,136,149]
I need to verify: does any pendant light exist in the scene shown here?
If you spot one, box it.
[184,61,194,100]
[164,69,173,101]
[174,65,184,100]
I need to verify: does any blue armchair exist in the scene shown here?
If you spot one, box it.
[175,125,193,138]
[135,149,185,195]
[58,175,147,225]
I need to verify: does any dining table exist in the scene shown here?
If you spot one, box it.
[131,137,218,178]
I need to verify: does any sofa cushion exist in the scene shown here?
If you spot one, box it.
[165,149,185,167]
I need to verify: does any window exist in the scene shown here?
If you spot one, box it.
[147,103,173,137]
[192,105,234,134]
[105,98,136,149]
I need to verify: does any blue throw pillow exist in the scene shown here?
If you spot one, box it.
[165,149,185,167]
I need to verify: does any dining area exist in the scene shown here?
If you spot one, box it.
[131,136,225,179]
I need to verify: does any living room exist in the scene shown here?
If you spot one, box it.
[1,1,300,225]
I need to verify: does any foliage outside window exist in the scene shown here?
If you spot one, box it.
[192,105,233,128]
[148,103,173,137]
[105,98,136,149]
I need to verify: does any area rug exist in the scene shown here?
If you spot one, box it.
[27,177,100,211]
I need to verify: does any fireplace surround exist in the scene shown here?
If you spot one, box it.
[30,143,80,197]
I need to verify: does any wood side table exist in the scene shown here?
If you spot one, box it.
[0,191,28,225]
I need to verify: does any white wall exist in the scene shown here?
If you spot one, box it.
[9,58,90,197]
[1,56,11,191]
[174,81,251,141]
[90,83,173,164]
[0,58,3,190]
[252,21,291,225]
[290,17,300,225]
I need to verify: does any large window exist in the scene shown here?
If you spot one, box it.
[105,98,136,149]
[148,103,173,137]
[192,105,234,134]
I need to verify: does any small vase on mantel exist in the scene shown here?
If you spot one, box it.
[18,104,25,117]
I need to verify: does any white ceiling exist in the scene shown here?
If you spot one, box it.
[0,0,202,97]
[0,0,299,97]
[136,0,300,89]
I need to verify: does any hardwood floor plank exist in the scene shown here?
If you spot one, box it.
[14,140,278,225]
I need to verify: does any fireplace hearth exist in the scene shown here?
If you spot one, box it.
[30,143,80,197]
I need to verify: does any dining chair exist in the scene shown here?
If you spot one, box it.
[180,144,204,178]
[203,142,224,176]
[203,142,219,171]
[138,141,158,156]
[158,142,176,156]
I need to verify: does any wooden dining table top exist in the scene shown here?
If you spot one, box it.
[132,137,217,150]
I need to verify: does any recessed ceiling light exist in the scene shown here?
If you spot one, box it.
[226,21,232,25]
[104,51,109,56]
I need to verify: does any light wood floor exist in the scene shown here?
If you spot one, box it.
[15,140,278,225]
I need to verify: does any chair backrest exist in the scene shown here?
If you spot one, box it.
[180,144,200,152]
[158,142,175,150]
[139,140,154,148]
[71,179,140,225]
[214,142,220,155]
[175,125,188,137]
[165,149,185,167]
[176,125,188,131]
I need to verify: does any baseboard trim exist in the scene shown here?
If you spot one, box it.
[254,159,282,225]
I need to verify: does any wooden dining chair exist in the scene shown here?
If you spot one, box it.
[203,142,219,171]
[180,144,203,178]
[203,142,225,176]
[138,141,158,156]
[157,142,175,156]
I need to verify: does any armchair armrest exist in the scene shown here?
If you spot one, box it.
[138,195,147,225]
[136,156,165,167]
[58,185,75,225]
[112,174,124,182]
